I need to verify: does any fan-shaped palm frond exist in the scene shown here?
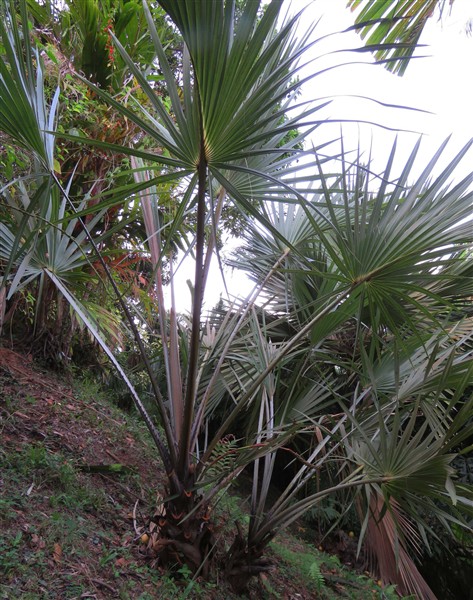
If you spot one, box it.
[233,138,473,342]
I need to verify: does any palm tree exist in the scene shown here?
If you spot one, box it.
[222,142,473,595]
[2,0,332,580]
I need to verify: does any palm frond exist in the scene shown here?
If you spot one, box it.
[347,0,452,75]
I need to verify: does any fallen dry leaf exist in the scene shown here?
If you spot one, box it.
[14,412,30,419]
[115,557,127,568]
[53,542,62,563]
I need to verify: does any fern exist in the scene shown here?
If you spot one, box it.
[204,434,239,481]
[308,560,325,591]
[324,553,341,568]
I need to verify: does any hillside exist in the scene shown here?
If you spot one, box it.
[0,347,400,600]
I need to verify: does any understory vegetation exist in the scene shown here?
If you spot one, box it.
[1,354,405,599]
[1,1,472,598]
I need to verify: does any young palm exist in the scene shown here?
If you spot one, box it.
[226,142,473,596]
[1,0,332,576]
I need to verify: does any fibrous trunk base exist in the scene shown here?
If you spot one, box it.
[144,491,215,578]
[224,526,274,594]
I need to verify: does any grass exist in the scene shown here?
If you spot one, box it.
[1,443,110,597]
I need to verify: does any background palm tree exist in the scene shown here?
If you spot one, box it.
[213,141,473,595]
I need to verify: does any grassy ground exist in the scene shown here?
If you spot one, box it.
[0,347,403,599]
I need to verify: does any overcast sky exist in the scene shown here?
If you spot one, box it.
[300,0,473,175]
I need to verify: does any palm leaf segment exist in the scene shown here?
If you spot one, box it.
[348,0,452,75]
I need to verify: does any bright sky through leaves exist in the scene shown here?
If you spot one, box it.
[168,0,473,313]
